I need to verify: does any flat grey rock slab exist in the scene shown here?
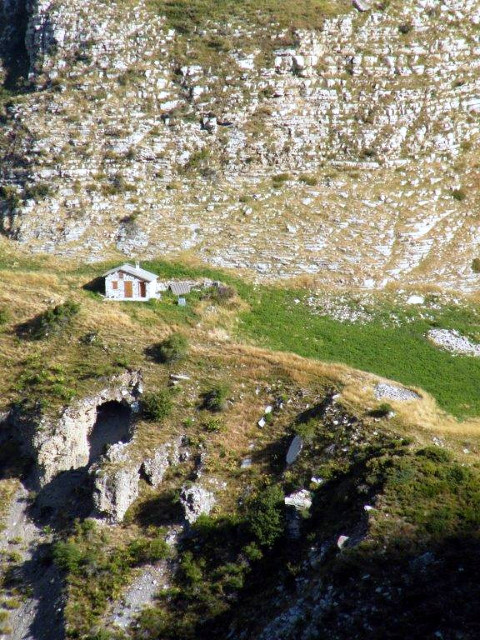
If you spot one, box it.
[374,383,420,402]
[286,435,304,465]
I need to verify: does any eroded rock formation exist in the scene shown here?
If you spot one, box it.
[11,369,142,486]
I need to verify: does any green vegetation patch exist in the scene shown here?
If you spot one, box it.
[237,288,480,418]
[148,332,189,364]
[129,409,480,640]
[53,520,169,637]
[18,300,80,340]
[142,389,174,422]
[147,0,344,33]
[78,258,480,418]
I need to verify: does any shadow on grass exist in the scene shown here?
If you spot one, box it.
[82,276,105,295]
[134,488,184,528]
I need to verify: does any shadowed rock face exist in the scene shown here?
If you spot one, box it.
[88,400,132,464]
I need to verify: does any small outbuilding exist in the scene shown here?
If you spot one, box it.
[103,262,160,301]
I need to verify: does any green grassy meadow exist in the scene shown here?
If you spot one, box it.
[138,260,480,419]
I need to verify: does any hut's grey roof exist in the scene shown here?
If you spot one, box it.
[103,263,158,282]
[169,281,192,296]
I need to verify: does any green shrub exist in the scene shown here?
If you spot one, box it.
[299,174,318,186]
[127,536,169,564]
[451,188,466,201]
[416,446,452,463]
[206,285,236,304]
[242,542,263,562]
[245,485,285,548]
[142,390,173,421]
[398,22,413,34]
[180,551,205,585]
[471,258,480,273]
[368,402,393,418]
[202,417,225,433]
[293,419,318,441]
[272,173,290,187]
[24,182,52,200]
[201,384,230,412]
[23,300,80,340]
[150,333,189,363]
[0,185,20,209]
[52,541,83,573]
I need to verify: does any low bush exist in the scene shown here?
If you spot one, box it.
[416,446,452,463]
[200,384,230,412]
[202,417,225,433]
[398,22,413,34]
[451,188,466,201]
[0,307,9,325]
[299,174,318,186]
[272,173,290,187]
[24,182,53,200]
[0,185,20,209]
[52,541,83,572]
[19,300,80,340]
[471,258,480,273]
[244,485,285,549]
[127,536,169,564]
[142,390,173,422]
[368,402,393,418]
[149,333,189,364]
[206,285,236,304]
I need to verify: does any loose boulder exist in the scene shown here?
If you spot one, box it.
[180,484,216,524]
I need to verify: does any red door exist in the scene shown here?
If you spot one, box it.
[124,281,133,298]
[140,282,146,298]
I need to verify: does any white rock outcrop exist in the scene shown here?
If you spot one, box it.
[11,370,142,486]
[92,463,140,523]
[374,382,420,402]
[142,440,182,488]
[180,484,216,524]
[1,0,480,291]
[427,329,480,357]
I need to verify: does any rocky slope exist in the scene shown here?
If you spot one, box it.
[1,253,480,638]
[1,0,480,289]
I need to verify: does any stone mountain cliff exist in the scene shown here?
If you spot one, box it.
[1,0,480,289]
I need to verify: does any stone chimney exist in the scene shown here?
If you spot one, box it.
[135,261,140,269]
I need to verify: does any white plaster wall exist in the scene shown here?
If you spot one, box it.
[105,272,157,300]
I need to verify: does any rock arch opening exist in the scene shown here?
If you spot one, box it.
[88,401,132,464]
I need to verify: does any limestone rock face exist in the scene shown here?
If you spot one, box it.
[142,439,182,488]
[11,370,142,486]
[180,484,216,524]
[2,0,480,290]
[91,436,186,523]
[92,463,140,523]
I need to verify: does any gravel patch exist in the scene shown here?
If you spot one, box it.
[374,383,420,402]
[110,563,168,630]
[427,329,480,357]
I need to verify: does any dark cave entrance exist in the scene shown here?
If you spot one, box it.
[88,401,133,464]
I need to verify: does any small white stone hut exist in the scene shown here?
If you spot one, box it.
[103,262,160,301]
